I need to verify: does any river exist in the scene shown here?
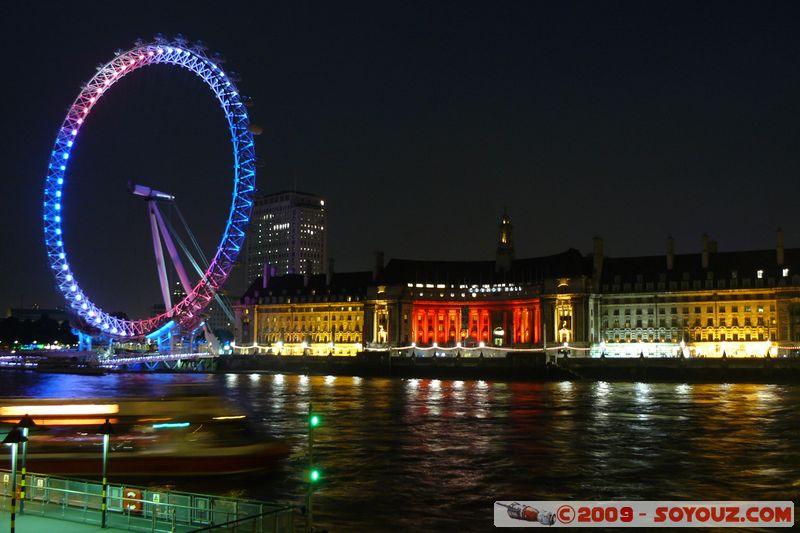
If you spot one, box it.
[0,371,798,531]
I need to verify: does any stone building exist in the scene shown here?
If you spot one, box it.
[235,214,800,358]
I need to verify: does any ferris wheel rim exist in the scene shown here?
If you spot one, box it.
[42,41,256,339]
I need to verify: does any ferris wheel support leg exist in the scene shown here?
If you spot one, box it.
[155,327,174,354]
[71,328,93,351]
[152,202,194,295]
[148,201,173,314]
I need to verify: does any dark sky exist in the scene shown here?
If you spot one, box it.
[1,1,799,318]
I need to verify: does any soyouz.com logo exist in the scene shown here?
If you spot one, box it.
[493,501,794,527]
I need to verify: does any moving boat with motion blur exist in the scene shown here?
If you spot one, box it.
[0,397,290,477]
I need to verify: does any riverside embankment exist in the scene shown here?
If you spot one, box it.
[218,353,800,383]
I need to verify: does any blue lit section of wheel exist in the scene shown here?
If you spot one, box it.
[42,39,256,339]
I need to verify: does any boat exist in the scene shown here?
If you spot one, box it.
[0,397,290,477]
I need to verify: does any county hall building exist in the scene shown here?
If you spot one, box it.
[234,214,800,358]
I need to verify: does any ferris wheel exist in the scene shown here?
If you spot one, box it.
[42,36,257,340]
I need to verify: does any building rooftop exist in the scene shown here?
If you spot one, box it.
[377,249,591,285]
[239,271,373,303]
[599,248,800,284]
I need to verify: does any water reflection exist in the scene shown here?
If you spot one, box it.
[0,372,797,533]
[634,382,651,404]
[297,374,309,395]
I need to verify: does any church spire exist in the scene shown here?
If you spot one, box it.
[495,209,514,273]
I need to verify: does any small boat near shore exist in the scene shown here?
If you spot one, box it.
[0,396,290,477]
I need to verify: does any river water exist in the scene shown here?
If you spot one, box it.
[1,372,798,531]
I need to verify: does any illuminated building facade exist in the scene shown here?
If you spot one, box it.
[362,217,594,350]
[235,213,595,355]
[364,252,591,349]
[234,270,371,355]
[245,191,327,283]
[235,213,800,359]
[591,231,800,357]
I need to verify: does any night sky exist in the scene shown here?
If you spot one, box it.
[1,1,799,318]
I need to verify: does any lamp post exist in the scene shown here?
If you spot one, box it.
[3,427,28,533]
[15,414,36,514]
[97,418,113,529]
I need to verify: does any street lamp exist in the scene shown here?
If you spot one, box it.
[15,414,36,514]
[97,418,113,529]
[3,427,28,533]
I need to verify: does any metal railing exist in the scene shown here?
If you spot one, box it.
[1,469,293,533]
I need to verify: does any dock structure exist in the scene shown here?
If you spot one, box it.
[0,351,219,373]
[1,469,294,532]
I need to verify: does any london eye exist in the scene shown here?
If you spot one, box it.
[42,37,256,342]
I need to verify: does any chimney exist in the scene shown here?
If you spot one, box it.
[666,236,675,270]
[326,257,335,286]
[702,234,709,269]
[373,251,384,280]
[262,262,271,289]
[777,228,785,266]
[592,236,604,279]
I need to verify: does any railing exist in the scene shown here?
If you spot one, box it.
[0,469,294,533]
[186,508,293,532]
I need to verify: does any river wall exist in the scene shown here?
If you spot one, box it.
[217,353,800,383]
